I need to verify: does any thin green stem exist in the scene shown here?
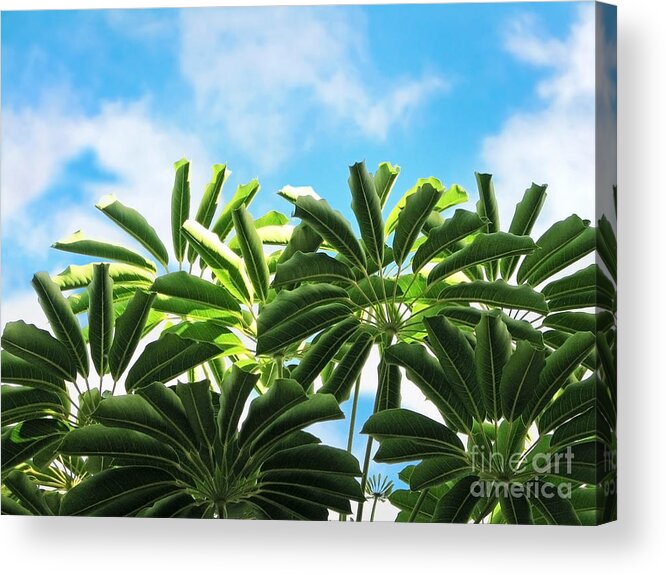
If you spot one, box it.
[408,488,429,522]
[370,496,379,522]
[356,434,374,522]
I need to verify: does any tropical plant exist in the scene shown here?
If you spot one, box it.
[1,158,615,524]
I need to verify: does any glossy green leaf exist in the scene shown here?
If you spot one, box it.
[393,181,442,265]
[2,321,77,382]
[500,183,548,279]
[151,272,241,314]
[0,350,66,393]
[530,488,581,525]
[528,331,596,420]
[256,284,352,356]
[52,263,154,291]
[96,195,169,269]
[124,333,220,392]
[428,232,536,284]
[384,342,473,432]
[435,280,548,314]
[349,161,384,267]
[291,196,366,270]
[376,356,401,412]
[290,317,360,389]
[318,331,374,402]
[60,466,177,516]
[52,231,157,272]
[543,264,615,312]
[32,272,89,378]
[274,251,355,287]
[4,470,53,515]
[424,315,485,421]
[412,209,487,272]
[232,206,270,302]
[211,179,260,241]
[176,380,216,451]
[499,493,533,524]
[517,215,596,286]
[500,341,545,421]
[277,223,322,264]
[431,475,480,523]
[217,365,260,445]
[88,263,114,376]
[410,457,472,491]
[538,377,597,434]
[171,158,191,263]
[374,161,400,208]
[1,385,69,426]
[108,290,157,382]
[475,311,512,420]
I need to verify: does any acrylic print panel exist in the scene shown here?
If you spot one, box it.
[0,1,616,524]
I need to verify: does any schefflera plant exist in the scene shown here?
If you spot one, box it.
[256,162,551,520]
[37,367,364,519]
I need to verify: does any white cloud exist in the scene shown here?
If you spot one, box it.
[179,7,445,170]
[480,5,597,235]
[2,98,213,262]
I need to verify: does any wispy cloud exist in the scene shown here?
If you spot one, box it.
[480,5,596,233]
[179,7,446,170]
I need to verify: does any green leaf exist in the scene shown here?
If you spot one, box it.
[438,307,544,348]
[88,263,114,377]
[538,377,598,434]
[500,183,547,279]
[52,263,154,291]
[374,161,400,208]
[393,181,443,265]
[291,196,366,270]
[384,177,439,236]
[124,333,220,392]
[412,209,487,272]
[181,219,252,302]
[232,206,270,302]
[349,161,384,267]
[435,280,548,314]
[4,470,53,515]
[431,475,480,523]
[551,409,610,449]
[475,311,512,421]
[60,425,178,466]
[162,321,245,354]
[1,385,69,426]
[318,330,374,402]
[362,409,465,455]
[428,232,536,284]
[410,457,472,491]
[2,321,77,382]
[52,231,157,273]
[528,331,596,420]
[597,215,617,282]
[277,223,322,264]
[499,493,533,524]
[217,365,260,445]
[500,341,545,421]
[2,419,69,473]
[517,215,596,286]
[376,355,401,412]
[176,380,216,451]
[248,393,344,455]
[543,311,614,335]
[187,164,229,263]
[530,488,581,525]
[424,315,485,421]
[32,271,89,378]
[263,444,361,477]
[475,173,500,280]
[151,272,241,315]
[211,179,260,241]
[60,466,177,516]
[96,195,169,269]
[0,350,66,393]
[108,290,157,382]
[290,317,360,389]
[256,283,352,356]
[543,264,615,312]
[274,251,355,287]
[171,158,191,263]
[384,343,473,432]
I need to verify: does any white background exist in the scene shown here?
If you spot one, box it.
[1,0,663,573]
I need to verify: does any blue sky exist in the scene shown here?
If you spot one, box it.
[1,2,614,519]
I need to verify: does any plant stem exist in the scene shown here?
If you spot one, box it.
[408,488,429,522]
[346,376,362,453]
[356,434,374,521]
[370,496,379,522]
